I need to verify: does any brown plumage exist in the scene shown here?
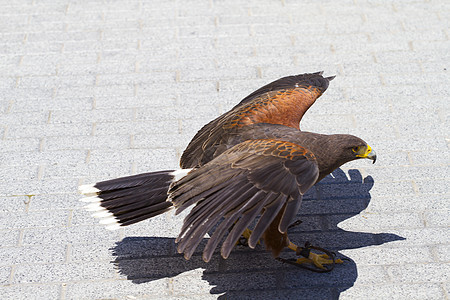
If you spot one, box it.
[79,72,376,263]
[180,72,335,169]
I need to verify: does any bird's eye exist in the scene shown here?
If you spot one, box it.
[352,146,360,153]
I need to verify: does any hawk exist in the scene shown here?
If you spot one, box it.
[80,72,376,271]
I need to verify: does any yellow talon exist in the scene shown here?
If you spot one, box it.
[306,252,343,269]
[288,241,343,269]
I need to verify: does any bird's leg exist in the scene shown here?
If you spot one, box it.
[236,228,260,246]
[288,219,303,229]
[287,241,343,270]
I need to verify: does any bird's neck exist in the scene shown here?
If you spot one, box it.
[291,133,348,183]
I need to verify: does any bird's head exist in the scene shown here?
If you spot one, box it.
[332,134,377,164]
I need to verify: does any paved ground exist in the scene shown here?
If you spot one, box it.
[1,0,449,299]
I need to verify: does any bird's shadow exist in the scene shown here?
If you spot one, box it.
[111,168,404,299]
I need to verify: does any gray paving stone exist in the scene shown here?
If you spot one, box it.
[136,81,214,98]
[0,283,61,300]
[71,209,105,227]
[355,135,448,153]
[342,61,422,75]
[65,279,170,299]
[433,244,450,262]
[0,266,11,285]
[0,210,69,230]
[364,166,449,182]
[120,213,182,238]
[368,194,450,213]
[300,114,357,133]
[0,76,16,90]
[340,245,434,266]
[115,255,220,281]
[0,138,40,153]
[96,61,137,75]
[1,111,48,125]
[375,49,444,64]
[50,108,135,124]
[43,162,133,180]
[13,261,116,284]
[416,179,450,195]
[0,244,66,266]
[306,98,391,116]
[299,198,370,215]
[179,67,257,82]
[28,193,82,211]
[383,72,449,87]
[282,264,384,287]
[0,21,65,34]
[388,263,450,283]
[57,63,98,76]
[133,133,192,149]
[182,271,277,293]
[11,95,93,112]
[0,230,20,247]
[172,273,217,295]
[70,241,118,262]
[336,41,410,54]
[44,135,130,151]
[89,148,176,165]
[139,57,216,73]
[220,288,333,300]
[333,212,424,231]
[95,73,176,88]
[22,226,120,246]
[135,105,219,121]
[424,210,450,227]
[340,283,445,300]
[95,120,179,136]
[344,265,392,285]
[0,150,87,168]
[380,228,450,247]
[0,196,28,213]
[27,31,101,43]
[6,123,92,138]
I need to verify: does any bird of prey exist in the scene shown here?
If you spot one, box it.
[80,72,376,271]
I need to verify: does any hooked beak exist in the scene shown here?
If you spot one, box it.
[356,144,377,164]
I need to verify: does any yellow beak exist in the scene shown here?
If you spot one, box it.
[356,145,377,164]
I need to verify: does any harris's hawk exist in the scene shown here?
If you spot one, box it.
[80,72,376,271]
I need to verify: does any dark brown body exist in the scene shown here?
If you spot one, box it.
[83,72,374,261]
[187,123,367,257]
[177,73,362,258]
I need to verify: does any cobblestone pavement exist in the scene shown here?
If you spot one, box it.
[1,0,449,299]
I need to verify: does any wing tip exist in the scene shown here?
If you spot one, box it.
[79,183,100,196]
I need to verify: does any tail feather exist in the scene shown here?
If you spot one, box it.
[79,169,192,230]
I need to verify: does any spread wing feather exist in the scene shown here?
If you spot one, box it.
[235,71,334,107]
[248,195,287,248]
[180,72,335,169]
[169,139,319,261]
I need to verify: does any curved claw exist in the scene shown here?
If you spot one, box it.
[307,252,343,270]
[278,241,344,272]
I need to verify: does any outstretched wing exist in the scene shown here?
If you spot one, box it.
[180,72,335,168]
[169,139,319,262]
[234,71,334,108]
